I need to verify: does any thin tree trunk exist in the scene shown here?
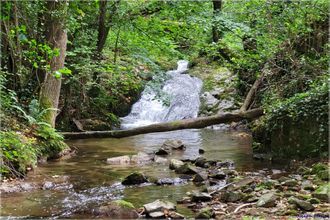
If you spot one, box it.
[212,0,222,43]
[62,108,263,139]
[96,0,108,56]
[95,0,120,57]
[240,67,268,111]
[39,1,67,128]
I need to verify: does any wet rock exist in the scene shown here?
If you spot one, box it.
[193,172,208,183]
[143,199,176,215]
[194,157,208,168]
[93,200,138,219]
[281,179,298,187]
[131,152,153,164]
[196,207,214,219]
[154,155,168,164]
[162,140,186,150]
[201,92,219,110]
[179,174,193,180]
[288,197,315,211]
[223,169,238,177]
[228,177,254,190]
[302,180,315,191]
[122,172,148,185]
[221,191,243,203]
[106,155,130,165]
[42,181,55,190]
[256,192,278,208]
[216,160,235,168]
[169,159,184,170]
[199,148,205,154]
[155,147,170,155]
[20,182,36,191]
[175,163,200,175]
[209,170,226,180]
[191,191,212,202]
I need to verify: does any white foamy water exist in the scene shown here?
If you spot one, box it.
[121,60,202,129]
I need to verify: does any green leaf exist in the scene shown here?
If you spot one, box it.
[53,71,61,79]
[58,67,72,75]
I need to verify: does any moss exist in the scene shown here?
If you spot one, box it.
[113,200,135,209]
[252,82,329,159]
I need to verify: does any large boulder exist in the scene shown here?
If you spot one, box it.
[106,156,130,165]
[122,172,148,185]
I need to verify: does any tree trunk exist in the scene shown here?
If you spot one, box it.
[212,0,222,43]
[95,0,120,57]
[62,108,263,139]
[39,1,67,128]
[240,65,270,111]
[96,0,108,56]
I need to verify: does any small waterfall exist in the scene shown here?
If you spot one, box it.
[121,60,202,129]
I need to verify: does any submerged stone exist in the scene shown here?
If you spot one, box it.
[131,152,153,164]
[106,155,130,165]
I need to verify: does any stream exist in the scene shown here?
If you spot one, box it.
[0,129,276,218]
[1,61,277,218]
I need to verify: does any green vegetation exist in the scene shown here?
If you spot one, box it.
[0,0,328,177]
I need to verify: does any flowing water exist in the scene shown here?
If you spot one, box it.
[121,60,202,129]
[0,61,277,218]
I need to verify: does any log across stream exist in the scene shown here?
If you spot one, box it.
[62,108,263,139]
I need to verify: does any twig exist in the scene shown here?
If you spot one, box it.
[233,202,256,214]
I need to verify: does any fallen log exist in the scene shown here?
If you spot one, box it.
[62,108,263,139]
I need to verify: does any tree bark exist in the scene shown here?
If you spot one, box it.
[62,108,263,139]
[95,0,120,57]
[212,0,222,43]
[39,1,67,128]
[240,66,269,111]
